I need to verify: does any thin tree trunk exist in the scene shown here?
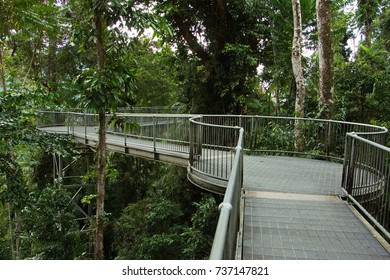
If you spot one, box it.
[14,212,21,259]
[358,0,375,47]
[270,20,282,117]
[292,0,306,152]
[22,42,36,87]
[316,0,334,154]
[93,4,106,260]
[316,0,334,120]
[7,203,14,259]
[275,88,281,116]
[95,110,106,260]
[47,35,58,90]
[0,44,6,91]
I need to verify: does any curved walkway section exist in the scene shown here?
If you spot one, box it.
[241,156,390,260]
[38,111,390,260]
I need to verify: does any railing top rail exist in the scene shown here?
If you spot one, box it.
[202,114,387,134]
[37,110,192,119]
[347,132,390,152]
[189,116,242,130]
[209,128,244,260]
[38,109,388,134]
[115,113,193,118]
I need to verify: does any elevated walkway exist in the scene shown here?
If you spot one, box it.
[38,112,390,260]
[43,125,190,166]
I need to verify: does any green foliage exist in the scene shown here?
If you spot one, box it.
[20,186,83,259]
[0,202,12,260]
[0,85,73,208]
[0,0,74,95]
[2,0,390,262]
[182,195,218,259]
[0,238,12,260]
[108,115,141,133]
[258,0,317,116]
[254,122,295,152]
[114,198,186,259]
[132,39,180,107]
[81,194,97,205]
[154,0,272,114]
[0,82,78,259]
[73,62,136,112]
[114,192,218,260]
[334,43,390,123]
[110,157,218,260]
[70,0,173,112]
[377,7,390,51]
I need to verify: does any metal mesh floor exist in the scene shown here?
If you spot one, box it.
[241,156,390,260]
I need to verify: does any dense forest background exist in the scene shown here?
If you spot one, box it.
[0,0,389,259]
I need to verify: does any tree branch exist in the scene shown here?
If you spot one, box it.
[172,13,210,61]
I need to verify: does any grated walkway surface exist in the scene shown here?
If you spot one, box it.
[41,127,390,260]
[241,156,390,260]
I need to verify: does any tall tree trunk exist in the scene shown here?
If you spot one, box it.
[292,0,306,152]
[7,203,14,259]
[0,44,6,91]
[95,110,106,260]
[270,19,281,117]
[14,212,21,259]
[316,0,334,155]
[358,0,376,47]
[316,0,334,120]
[47,35,58,90]
[93,4,106,260]
[275,88,281,116]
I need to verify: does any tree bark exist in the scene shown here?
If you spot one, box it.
[47,34,58,90]
[275,88,281,116]
[93,3,106,260]
[14,212,21,259]
[358,0,376,47]
[316,0,334,120]
[7,203,14,259]
[292,0,306,152]
[0,44,6,91]
[95,110,106,260]
[172,13,210,63]
[316,0,334,154]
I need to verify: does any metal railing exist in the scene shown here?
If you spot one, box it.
[342,132,390,240]
[37,111,191,155]
[208,127,244,260]
[187,116,244,259]
[189,116,241,181]
[37,110,390,256]
[197,115,387,161]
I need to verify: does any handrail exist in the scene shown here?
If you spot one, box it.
[209,128,244,260]
[342,132,390,241]
[37,110,390,255]
[37,111,192,157]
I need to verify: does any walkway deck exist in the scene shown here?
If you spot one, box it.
[41,126,390,260]
[242,156,390,260]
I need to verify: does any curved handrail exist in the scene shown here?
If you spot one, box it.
[188,115,242,184]
[187,116,244,259]
[37,110,390,254]
[209,129,244,260]
[342,132,390,241]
